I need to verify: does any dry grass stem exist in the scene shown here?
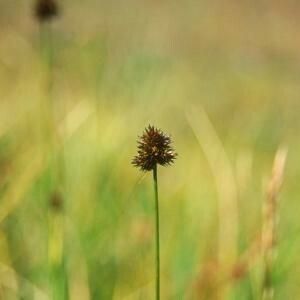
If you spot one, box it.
[262,147,288,300]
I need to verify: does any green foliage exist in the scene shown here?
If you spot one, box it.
[0,1,299,299]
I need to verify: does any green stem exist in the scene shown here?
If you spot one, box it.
[39,21,68,300]
[153,164,160,300]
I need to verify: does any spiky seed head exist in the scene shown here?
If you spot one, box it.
[132,125,177,171]
[35,0,59,22]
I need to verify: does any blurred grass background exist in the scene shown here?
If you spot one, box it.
[0,0,300,299]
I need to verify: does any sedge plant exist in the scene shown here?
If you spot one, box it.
[34,1,68,299]
[132,125,177,300]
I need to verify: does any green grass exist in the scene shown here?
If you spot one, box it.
[0,0,300,299]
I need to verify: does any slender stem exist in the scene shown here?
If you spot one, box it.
[153,164,160,300]
[39,21,68,300]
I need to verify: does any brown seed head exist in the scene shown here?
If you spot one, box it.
[35,0,59,22]
[49,190,63,211]
[132,125,177,171]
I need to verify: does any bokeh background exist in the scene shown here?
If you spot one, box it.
[0,0,299,299]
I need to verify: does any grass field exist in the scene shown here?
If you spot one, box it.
[0,1,300,299]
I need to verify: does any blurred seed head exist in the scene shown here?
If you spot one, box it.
[49,190,63,211]
[231,261,248,281]
[34,0,59,22]
[132,125,177,171]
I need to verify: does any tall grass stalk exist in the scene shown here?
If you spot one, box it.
[186,107,238,298]
[35,1,68,298]
[48,200,68,300]
[261,147,287,300]
[153,164,160,300]
[39,23,55,98]
[132,125,177,300]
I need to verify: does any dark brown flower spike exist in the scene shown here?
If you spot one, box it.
[132,125,177,171]
[35,0,59,22]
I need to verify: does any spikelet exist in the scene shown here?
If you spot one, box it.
[132,125,177,171]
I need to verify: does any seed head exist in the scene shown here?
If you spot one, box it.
[132,125,177,171]
[49,190,63,211]
[34,0,59,22]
